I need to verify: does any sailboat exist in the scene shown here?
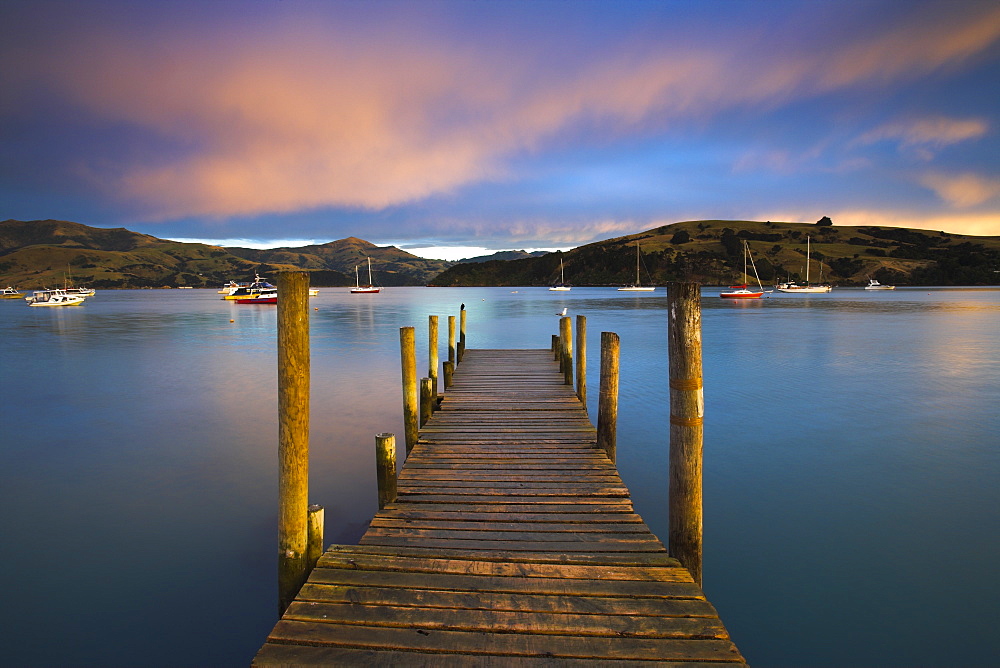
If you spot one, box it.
[776,236,832,293]
[350,257,381,294]
[618,241,655,291]
[549,258,571,291]
[720,242,767,299]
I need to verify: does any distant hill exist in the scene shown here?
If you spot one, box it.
[430,220,1000,287]
[455,250,550,264]
[0,219,446,289]
[225,237,451,286]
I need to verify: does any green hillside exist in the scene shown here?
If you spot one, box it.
[0,220,448,289]
[431,220,1000,287]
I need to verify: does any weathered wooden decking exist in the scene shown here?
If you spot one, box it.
[254,349,745,665]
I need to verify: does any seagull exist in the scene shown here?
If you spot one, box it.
[556,307,567,316]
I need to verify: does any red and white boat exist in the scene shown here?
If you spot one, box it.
[236,287,277,304]
[720,241,768,299]
[720,284,765,299]
[350,257,381,294]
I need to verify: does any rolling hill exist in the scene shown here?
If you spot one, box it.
[0,220,449,289]
[430,220,1000,287]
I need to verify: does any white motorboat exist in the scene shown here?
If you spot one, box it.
[865,278,895,290]
[1,286,23,299]
[25,289,86,306]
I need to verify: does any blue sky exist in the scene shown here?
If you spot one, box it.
[2,0,998,260]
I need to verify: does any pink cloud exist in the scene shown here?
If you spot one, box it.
[4,3,999,221]
[920,172,1000,208]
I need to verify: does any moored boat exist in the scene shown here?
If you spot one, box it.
[776,236,832,293]
[549,258,571,291]
[618,241,655,291]
[25,289,86,306]
[865,278,895,290]
[721,242,767,299]
[350,257,381,294]
[1,286,23,299]
[223,274,275,300]
[236,288,277,304]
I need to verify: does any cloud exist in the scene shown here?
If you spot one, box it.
[857,117,989,152]
[3,2,1000,223]
[919,172,1000,207]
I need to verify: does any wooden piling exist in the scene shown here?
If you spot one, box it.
[551,334,558,354]
[443,360,454,389]
[399,327,418,455]
[448,315,456,365]
[458,308,467,363]
[667,282,704,587]
[306,505,324,574]
[560,316,573,385]
[428,316,439,402]
[375,433,397,510]
[553,335,561,362]
[420,378,433,427]
[576,315,587,408]
[277,271,310,614]
[596,331,620,463]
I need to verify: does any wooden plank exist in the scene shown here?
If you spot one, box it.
[262,621,744,662]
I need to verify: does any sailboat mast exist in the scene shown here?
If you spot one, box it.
[367,257,373,285]
[806,236,811,284]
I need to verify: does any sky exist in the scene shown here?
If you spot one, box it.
[2,0,999,261]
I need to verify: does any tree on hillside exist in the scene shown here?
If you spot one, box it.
[670,230,691,244]
[816,216,833,226]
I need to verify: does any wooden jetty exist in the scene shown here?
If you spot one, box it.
[255,345,745,665]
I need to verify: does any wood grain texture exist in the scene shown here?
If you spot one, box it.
[254,348,743,665]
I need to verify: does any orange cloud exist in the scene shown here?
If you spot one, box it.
[920,172,1000,208]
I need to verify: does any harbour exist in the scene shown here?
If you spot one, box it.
[1,285,998,666]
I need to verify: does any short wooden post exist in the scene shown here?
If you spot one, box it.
[428,316,439,403]
[551,334,558,354]
[596,331,620,463]
[458,308,467,363]
[420,377,433,427]
[553,335,560,362]
[306,505,324,574]
[448,315,456,365]
[576,315,587,408]
[560,316,573,386]
[277,271,310,614]
[667,281,704,587]
[399,327,418,455]
[375,433,397,510]
[443,360,454,389]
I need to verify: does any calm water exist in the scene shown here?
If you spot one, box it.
[1,286,998,666]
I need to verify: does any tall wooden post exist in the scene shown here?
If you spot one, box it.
[596,331,620,463]
[458,308,467,363]
[428,316,439,402]
[560,316,573,386]
[667,282,704,587]
[448,315,456,365]
[277,271,310,614]
[375,433,397,510]
[443,360,454,389]
[420,378,433,427]
[576,315,587,408]
[399,327,418,455]
[306,505,324,574]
